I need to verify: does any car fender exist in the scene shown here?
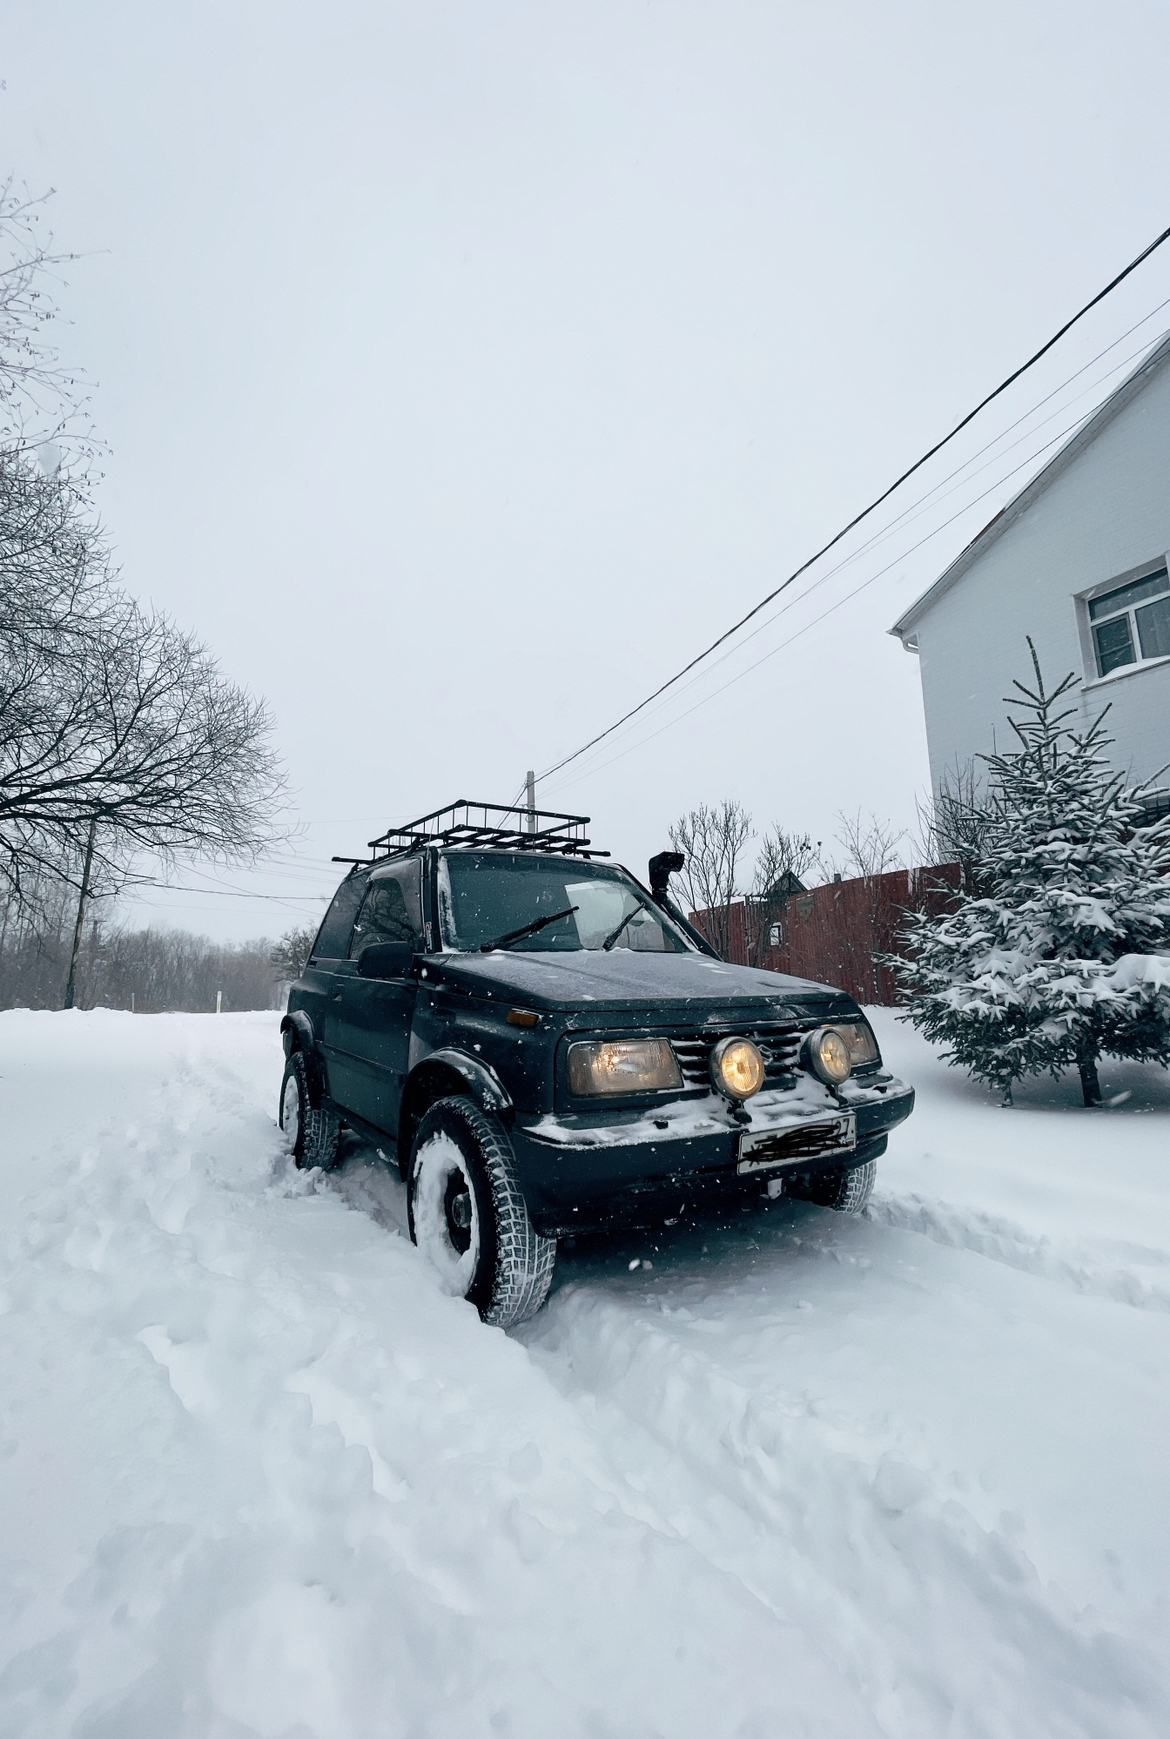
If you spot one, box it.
[412,1045,513,1115]
[396,1045,514,1176]
[280,1010,327,1106]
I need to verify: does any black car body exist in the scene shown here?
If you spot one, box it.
[280,803,915,1320]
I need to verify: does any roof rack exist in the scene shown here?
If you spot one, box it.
[332,799,609,866]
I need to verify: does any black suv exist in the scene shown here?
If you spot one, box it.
[280,802,915,1326]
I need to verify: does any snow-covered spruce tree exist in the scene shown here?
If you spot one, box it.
[892,642,1170,1105]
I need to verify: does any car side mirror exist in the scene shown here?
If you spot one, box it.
[356,940,415,979]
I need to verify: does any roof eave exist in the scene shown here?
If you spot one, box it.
[887,327,1170,640]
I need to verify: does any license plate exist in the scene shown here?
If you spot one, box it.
[736,1113,857,1174]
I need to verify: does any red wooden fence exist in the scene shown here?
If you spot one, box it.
[690,865,961,1006]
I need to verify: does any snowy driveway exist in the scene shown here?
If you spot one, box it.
[1,1009,1167,1738]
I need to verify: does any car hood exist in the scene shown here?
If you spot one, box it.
[428,947,852,1016]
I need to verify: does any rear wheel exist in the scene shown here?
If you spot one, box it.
[785,1158,876,1214]
[408,1096,555,1327]
[279,1051,341,1172]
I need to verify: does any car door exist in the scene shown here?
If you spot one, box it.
[329,859,424,1135]
[303,869,369,1082]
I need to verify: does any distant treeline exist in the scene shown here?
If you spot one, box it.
[0,886,293,1012]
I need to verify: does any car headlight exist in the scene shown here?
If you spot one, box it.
[833,1020,879,1066]
[567,1038,683,1096]
[805,1026,853,1084]
[709,1036,766,1101]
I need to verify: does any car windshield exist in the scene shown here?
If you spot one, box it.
[437,851,692,954]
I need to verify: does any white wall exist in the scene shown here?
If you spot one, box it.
[912,359,1170,796]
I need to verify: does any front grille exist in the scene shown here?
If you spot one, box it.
[667,1024,807,1091]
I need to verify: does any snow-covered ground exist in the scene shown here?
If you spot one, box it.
[1,1008,1168,1739]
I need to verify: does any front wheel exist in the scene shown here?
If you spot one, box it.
[785,1158,876,1214]
[279,1051,341,1172]
[408,1096,556,1327]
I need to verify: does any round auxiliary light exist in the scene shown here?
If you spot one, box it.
[709,1036,766,1101]
[806,1026,853,1085]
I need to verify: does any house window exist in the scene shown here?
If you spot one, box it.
[1088,567,1170,676]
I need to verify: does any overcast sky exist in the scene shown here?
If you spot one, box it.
[5,1,1170,940]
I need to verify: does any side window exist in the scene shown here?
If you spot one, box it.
[349,860,424,957]
[312,873,368,959]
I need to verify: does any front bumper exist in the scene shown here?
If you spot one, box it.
[511,1072,915,1236]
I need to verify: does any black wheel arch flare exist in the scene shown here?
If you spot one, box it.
[280,1011,327,1107]
[398,1047,513,1173]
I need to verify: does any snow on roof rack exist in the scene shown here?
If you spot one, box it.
[331,800,610,864]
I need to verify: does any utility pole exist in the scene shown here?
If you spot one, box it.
[525,770,536,834]
[63,818,97,1011]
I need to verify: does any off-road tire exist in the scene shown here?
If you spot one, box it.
[280,1050,341,1172]
[408,1095,555,1327]
[785,1158,876,1214]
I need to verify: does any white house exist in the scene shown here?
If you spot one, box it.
[891,332,1170,810]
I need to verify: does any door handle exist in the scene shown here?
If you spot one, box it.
[331,992,342,1002]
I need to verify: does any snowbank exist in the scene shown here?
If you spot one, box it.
[1,1008,1167,1737]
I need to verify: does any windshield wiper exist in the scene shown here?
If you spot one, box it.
[479,905,579,952]
[601,894,650,951]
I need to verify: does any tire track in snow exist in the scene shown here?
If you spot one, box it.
[243,1080,1170,1735]
[8,1012,1167,1738]
[3,1016,889,1739]
[518,1234,1170,1739]
[868,1191,1170,1313]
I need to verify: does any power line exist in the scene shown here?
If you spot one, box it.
[149,885,325,902]
[543,327,1164,781]
[544,397,1102,796]
[139,882,326,910]
[537,219,1170,785]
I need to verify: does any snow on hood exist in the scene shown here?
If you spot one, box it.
[428,947,849,1012]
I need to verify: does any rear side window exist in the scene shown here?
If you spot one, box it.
[312,873,368,959]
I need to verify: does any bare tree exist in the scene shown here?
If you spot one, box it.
[753,826,819,895]
[270,924,317,982]
[1,458,286,964]
[830,809,908,882]
[1,486,285,886]
[744,826,819,966]
[0,891,285,1012]
[917,763,995,894]
[668,800,752,958]
[0,186,284,1001]
[0,179,97,467]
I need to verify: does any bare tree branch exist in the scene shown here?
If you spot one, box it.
[743,826,819,966]
[0,455,287,910]
[0,178,99,469]
[829,809,908,882]
[668,800,753,959]
[916,763,996,894]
